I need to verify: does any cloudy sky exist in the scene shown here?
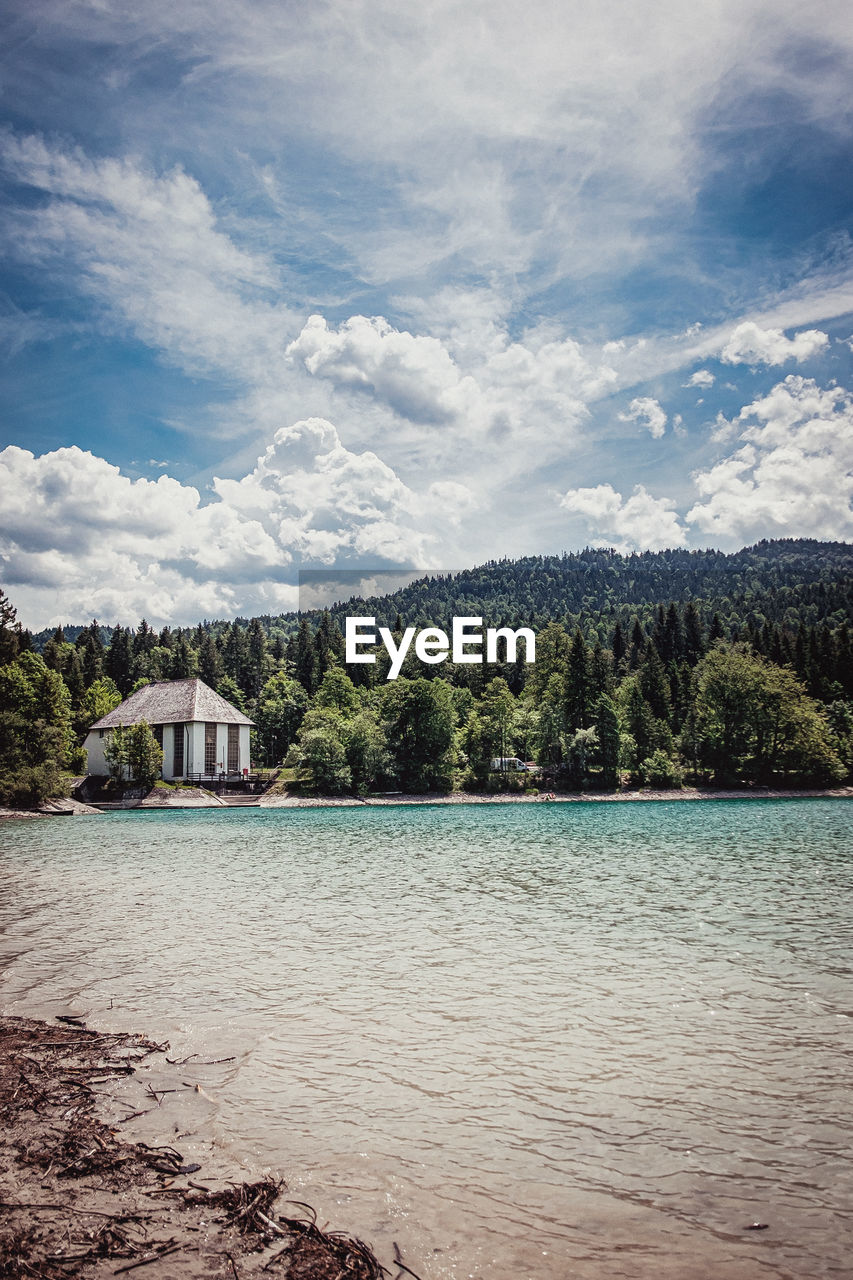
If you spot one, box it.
[1,0,852,629]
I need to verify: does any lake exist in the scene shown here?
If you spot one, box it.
[1,799,851,1279]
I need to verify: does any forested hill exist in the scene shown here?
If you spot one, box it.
[29,539,853,651]
[318,539,853,637]
[4,537,853,805]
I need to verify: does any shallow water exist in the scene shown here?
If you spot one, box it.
[1,799,851,1279]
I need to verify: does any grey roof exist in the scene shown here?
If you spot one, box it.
[90,678,254,730]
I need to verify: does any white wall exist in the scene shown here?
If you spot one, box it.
[85,720,252,780]
[83,729,108,776]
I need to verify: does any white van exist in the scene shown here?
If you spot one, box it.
[490,757,530,772]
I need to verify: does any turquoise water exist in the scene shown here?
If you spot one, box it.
[1,799,851,1279]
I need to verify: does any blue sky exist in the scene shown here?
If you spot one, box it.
[1,0,852,629]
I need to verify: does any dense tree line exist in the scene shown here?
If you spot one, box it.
[2,537,852,803]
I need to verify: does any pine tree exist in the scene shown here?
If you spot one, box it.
[170,634,197,679]
[628,617,645,669]
[594,695,620,789]
[294,619,318,694]
[104,626,134,696]
[43,627,69,674]
[638,646,671,723]
[661,603,683,664]
[246,617,269,700]
[0,588,22,665]
[126,720,164,789]
[683,602,704,663]
[133,619,156,658]
[198,632,224,689]
[564,628,592,730]
[612,621,626,668]
[590,640,613,703]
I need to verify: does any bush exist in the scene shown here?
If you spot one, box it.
[0,763,67,808]
[639,749,683,789]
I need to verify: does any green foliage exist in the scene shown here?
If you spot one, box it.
[639,749,683,789]
[103,724,130,781]
[566,726,598,787]
[254,672,309,764]
[0,649,74,805]
[216,674,248,713]
[77,676,122,734]
[315,667,360,717]
[0,759,67,807]
[288,710,352,794]
[342,710,388,793]
[382,677,457,792]
[0,588,23,666]
[694,645,844,784]
[126,720,164,789]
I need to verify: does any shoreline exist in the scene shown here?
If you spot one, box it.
[260,785,853,807]
[0,1014,389,1279]
[2,784,851,819]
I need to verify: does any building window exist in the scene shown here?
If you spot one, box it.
[152,724,163,748]
[228,724,239,773]
[204,722,217,774]
[173,724,184,776]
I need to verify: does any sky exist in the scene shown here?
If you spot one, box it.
[1,0,852,630]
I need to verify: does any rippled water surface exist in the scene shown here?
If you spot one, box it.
[1,799,852,1279]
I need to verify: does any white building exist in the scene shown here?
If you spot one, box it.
[84,678,254,782]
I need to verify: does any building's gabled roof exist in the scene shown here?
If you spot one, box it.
[89,678,254,730]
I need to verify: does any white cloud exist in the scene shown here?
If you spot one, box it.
[687,376,853,541]
[56,0,852,290]
[287,312,617,448]
[0,423,475,629]
[720,322,829,367]
[11,0,851,336]
[618,396,667,438]
[685,369,715,388]
[213,417,439,564]
[286,315,466,426]
[0,132,295,390]
[560,483,687,552]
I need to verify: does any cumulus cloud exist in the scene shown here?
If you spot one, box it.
[618,397,667,438]
[685,369,715,388]
[287,312,617,444]
[286,315,467,425]
[213,417,439,564]
[560,483,687,552]
[687,376,853,541]
[720,322,829,367]
[0,422,475,629]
